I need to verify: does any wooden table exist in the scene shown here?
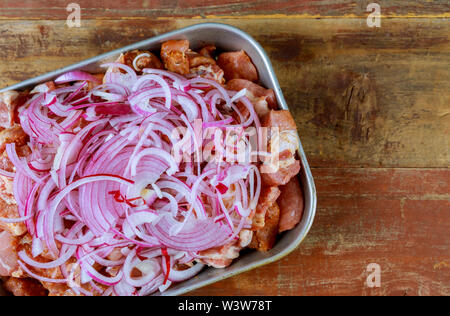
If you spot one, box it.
[0,1,448,296]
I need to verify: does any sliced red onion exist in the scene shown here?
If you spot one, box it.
[0,168,15,178]
[18,246,76,269]
[163,261,205,282]
[18,261,68,284]
[55,71,102,84]
[0,213,34,223]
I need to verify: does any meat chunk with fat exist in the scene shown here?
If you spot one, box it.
[260,110,300,186]
[117,50,163,73]
[249,202,280,251]
[186,50,216,69]
[217,50,259,82]
[198,230,253,268]
[3,277,47,296]
[260,109,297,132]
[277,177,304,233]
[198,45,217,59]
[252,186,280,230]
[161,41,225,82]
[261,160,301,187]
[0,91,20,129]
[190,64,225,84]
[226,79,277,117]
[0,201,27,236]
[0,230,19,276]
[186,49,224,83]
[0,125,28,153]
[160,40,190,75]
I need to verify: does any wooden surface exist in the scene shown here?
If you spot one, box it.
[0,1,448,296]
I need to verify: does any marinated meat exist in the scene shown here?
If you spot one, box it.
[260,109,297,132]
[198,229,253,268]
[186,49,224,83]
[186,50,216,68]
[0,125,28,153]
[217,50,259,82]
[252,186,280,230]
[261,160,301,187]
[4,277,47,296]
[260,110,300,186]
[226,79,277,117]
[0,91,20,129]
[0,201,26,237]
[249,202,280,251]
[118,50,163,73]
[198,45,217,59]
[160,40,190,75]
[0,230,19,276]
[277,177,304,233]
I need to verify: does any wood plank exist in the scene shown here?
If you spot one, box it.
[187,168,450,296]
[0,18,448,168]
[0,1,449,19]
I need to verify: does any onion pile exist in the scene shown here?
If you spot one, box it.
[2,60,263,296]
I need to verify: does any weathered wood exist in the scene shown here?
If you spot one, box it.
[0,0,449,19]
[187,168,450,296]
[0,18,448,168]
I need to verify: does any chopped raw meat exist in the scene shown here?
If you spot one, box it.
[0,125,28,153]
[252,186,280,230]
[260,110,300,186]
[186,50,224,83]
[226,79,277,117]
[0,230,19,276]
[186,50,216,68]
[249,202,280,251]
[261,160,301,187]
[3,277,47,296]
[198,230,253,268]
[277,177,304,233]
[0,200,26,236]
[0,91,20,129]
[217,50,259,82]
[118,50,163,73]
[160,40,190,75]
[198,45,217,59]
[260,109,297,132]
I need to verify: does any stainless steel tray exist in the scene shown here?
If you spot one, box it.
[0,23,317,296]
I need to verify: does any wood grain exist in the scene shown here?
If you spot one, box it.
[0,0,449,19]
[0,1,448,296]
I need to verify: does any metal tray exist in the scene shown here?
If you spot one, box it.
[0,22,317,296]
